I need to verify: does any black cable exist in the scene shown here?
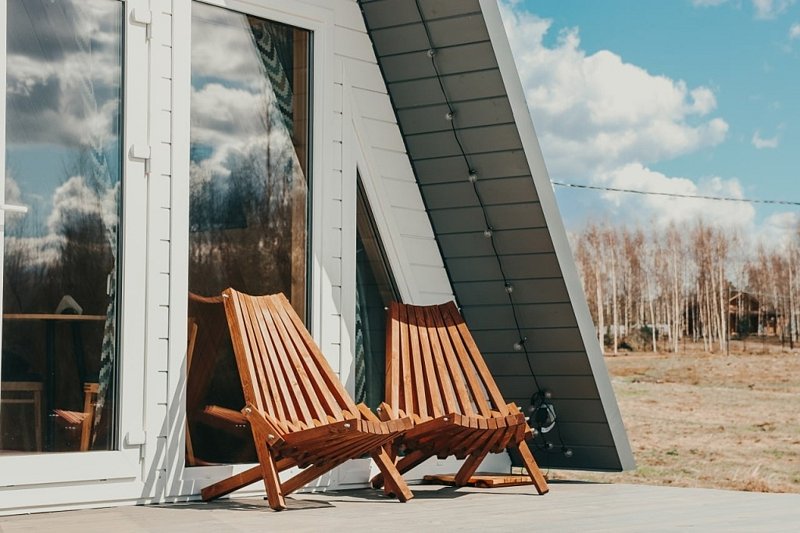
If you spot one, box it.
[552,180,800,207]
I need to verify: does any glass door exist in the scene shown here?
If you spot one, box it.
[1,0,124,457]
[185,1,312,466]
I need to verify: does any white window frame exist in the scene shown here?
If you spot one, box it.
[166,0,334,498]
[0,0,150,506]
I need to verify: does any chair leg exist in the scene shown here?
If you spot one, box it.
[371,446,414,502]
[201,465,263,501]
[516,440,549,495]
[454,446,491,486]
[370,449,431,489]
[453,430,506,486]
[257,445,286,510]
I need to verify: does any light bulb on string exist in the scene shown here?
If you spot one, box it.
[483,227,493,238]
[445,110,455,121]
[427,48,436,58]
[562,447,573,458]
[468,170,478,183]
[504,282,514,294]
[513,336,527,351]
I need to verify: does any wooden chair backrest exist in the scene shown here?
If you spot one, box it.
[386,302,510,419]
[222,289,358,429]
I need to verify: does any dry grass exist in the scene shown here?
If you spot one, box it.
[552,342,800,493]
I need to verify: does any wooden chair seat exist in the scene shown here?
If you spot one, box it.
[52,382,99,452]
[200,290,414,510]
[371,302,549,493]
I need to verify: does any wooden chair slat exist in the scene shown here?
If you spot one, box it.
[422,305,459,415]
[267,295,343,420]
[444,302,510,415]
[240,294,285,419]
[428,304,474,416]
[274,293,356,416]
[438,303,492,417]
[260,295,328,424]
[398,304,414,415]
[386,304,401,418]
[242,294,299,420]
[223,291,266,414]
[412,305,444,418]
[406,305,429,419]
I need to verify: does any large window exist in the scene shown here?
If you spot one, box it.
[186,2,311,465]
[355,178,399,409]
[1,0,123,454]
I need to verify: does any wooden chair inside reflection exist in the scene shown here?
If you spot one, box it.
[52,382,99,452]
[185,293,251,466]
[0,381,44,451]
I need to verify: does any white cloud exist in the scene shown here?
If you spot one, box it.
[500,5,729,181]
[790,22,800,39]
[598,163,755,229]
[752,0,795,19]
[758,212,800,250]
[751,130,780,149]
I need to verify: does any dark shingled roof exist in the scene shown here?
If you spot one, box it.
[358,0,634,471]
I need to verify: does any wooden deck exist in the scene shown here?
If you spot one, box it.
[2,482,799,532]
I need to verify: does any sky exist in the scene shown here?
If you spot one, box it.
[501,0,800,248]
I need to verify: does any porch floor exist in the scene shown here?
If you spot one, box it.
[2,482,799,532]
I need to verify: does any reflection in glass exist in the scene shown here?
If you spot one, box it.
[355,178,399,409]
[186,3,311,465]
[1,0,123,454]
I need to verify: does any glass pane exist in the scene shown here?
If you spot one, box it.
[186,3,311,465]
[1,0,123,454]
[355,179,399,409]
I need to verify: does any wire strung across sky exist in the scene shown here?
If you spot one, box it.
[551,180,800,207]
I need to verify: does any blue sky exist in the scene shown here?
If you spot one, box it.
[502,0,800,245]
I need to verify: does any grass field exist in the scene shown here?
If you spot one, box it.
[553,342,800,493]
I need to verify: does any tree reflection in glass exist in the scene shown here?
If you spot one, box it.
[187,3,311,465]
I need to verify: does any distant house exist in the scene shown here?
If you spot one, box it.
[0,0,632,515]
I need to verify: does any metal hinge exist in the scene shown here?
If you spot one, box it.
[130,144,152,176]
[131,8,153,41]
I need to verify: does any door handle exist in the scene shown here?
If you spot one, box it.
[0,203,28,214]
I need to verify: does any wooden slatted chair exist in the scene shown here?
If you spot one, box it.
[201,289,414,510]
[53,382,99,452]
[371,301,549,495]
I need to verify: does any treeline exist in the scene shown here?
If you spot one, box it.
[572,220,800,354]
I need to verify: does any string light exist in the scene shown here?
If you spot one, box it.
[411,0,569,458]
[513,337,527,351]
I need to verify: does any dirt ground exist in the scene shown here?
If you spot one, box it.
[552,341,800,493]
